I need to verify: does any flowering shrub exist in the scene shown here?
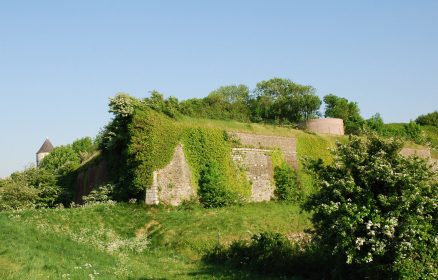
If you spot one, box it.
[304,135,438,278]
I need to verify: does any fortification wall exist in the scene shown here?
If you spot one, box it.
[400,147,431,159]
[230,132,297,167]
[232,148,275,202]
[74,157,110,203]
[305,118,344,135]
[146,144,195,206]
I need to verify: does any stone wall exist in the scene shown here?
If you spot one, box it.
[400,147,431,159]
[305,118,344,135]
[146,144,195,206]
[232,148,275,202]
[230,132,297,167]
[74,157,110,203]
[146,133,298,206]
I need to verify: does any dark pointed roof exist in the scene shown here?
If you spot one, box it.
[36,139,54,154]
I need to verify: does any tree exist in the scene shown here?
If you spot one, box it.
[416,111,438,127]
[253,78,321,123]
[323,94,363,134]
[39,145,80,176]
[304,136,438,278]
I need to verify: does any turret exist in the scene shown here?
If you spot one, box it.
[36,138,54,166]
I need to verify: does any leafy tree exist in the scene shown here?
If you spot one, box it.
[416,111,438,127]
[72,137,95,162]
[39,145,80,176]
[179,85,251,122]
[252,78,321,123]
[304,135,438,278]
[99,92,140,151]
[365,113,385,133]
[323,94,363,134]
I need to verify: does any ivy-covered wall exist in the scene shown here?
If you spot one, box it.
[127,107,251,204]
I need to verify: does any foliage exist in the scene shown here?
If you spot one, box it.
[182,128,251,203]
[365,114,426,144]
[323,94,363,134]
[303,135,438,279]
[198,162,237,208]
[273,164,303,202]
[144,90,181,118]
[0,167,60,209]
[98,92,140,151]
[204,232,325,279]
[416,111,438,127]
[0,180,39,211]
[251,78,321,123]
[39,145,80,176]
[82,184,115,205]
[72,137,95,161]
[179,84,251,122]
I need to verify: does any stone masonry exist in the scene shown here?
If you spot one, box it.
[145,133,298,205]
[230,132,297,202]
[146,144,195,206]
[232,148,275,202]
[230,132,297,167]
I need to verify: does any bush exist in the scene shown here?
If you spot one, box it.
[82,184,115,205]
[198,162,237,208]
[0,181,39,211]
[204,232,327,279]
[273,164,303,202]
[1,167,60,208]
[303,135,438,279]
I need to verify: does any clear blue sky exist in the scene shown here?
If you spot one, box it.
[1,0,437,177]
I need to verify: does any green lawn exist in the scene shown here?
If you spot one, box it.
[0,202,310,279]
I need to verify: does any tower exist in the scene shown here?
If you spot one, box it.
[36,138,54,166]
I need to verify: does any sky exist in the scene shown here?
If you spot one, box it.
[1,0,437,177]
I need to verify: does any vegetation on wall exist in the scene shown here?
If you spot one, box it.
[182,127,251,206]
[127,107,182,198]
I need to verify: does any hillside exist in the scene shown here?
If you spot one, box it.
[0,202,309,279]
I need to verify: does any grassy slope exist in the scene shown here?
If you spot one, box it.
[0,203,309,279]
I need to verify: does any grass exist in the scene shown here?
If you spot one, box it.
[0,202,310,279]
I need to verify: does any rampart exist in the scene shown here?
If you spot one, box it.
[305,118,344,135]
[230,132,297,167]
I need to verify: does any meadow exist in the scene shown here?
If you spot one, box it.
[0,202,310,279]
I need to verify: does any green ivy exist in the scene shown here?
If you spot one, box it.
[127,107,181,194]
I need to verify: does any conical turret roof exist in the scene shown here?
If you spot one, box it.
[37,139,54,154]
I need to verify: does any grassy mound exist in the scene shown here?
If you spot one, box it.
[0,202,310,279]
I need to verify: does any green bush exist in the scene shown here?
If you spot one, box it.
[1,167,60,209]
[0,181,40,211]
[182,128,251,203]
[304,135,438,279]
[198,162,237,208]
[273,164,303,202]
[204,232,326,278]
[82,184,115,205]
